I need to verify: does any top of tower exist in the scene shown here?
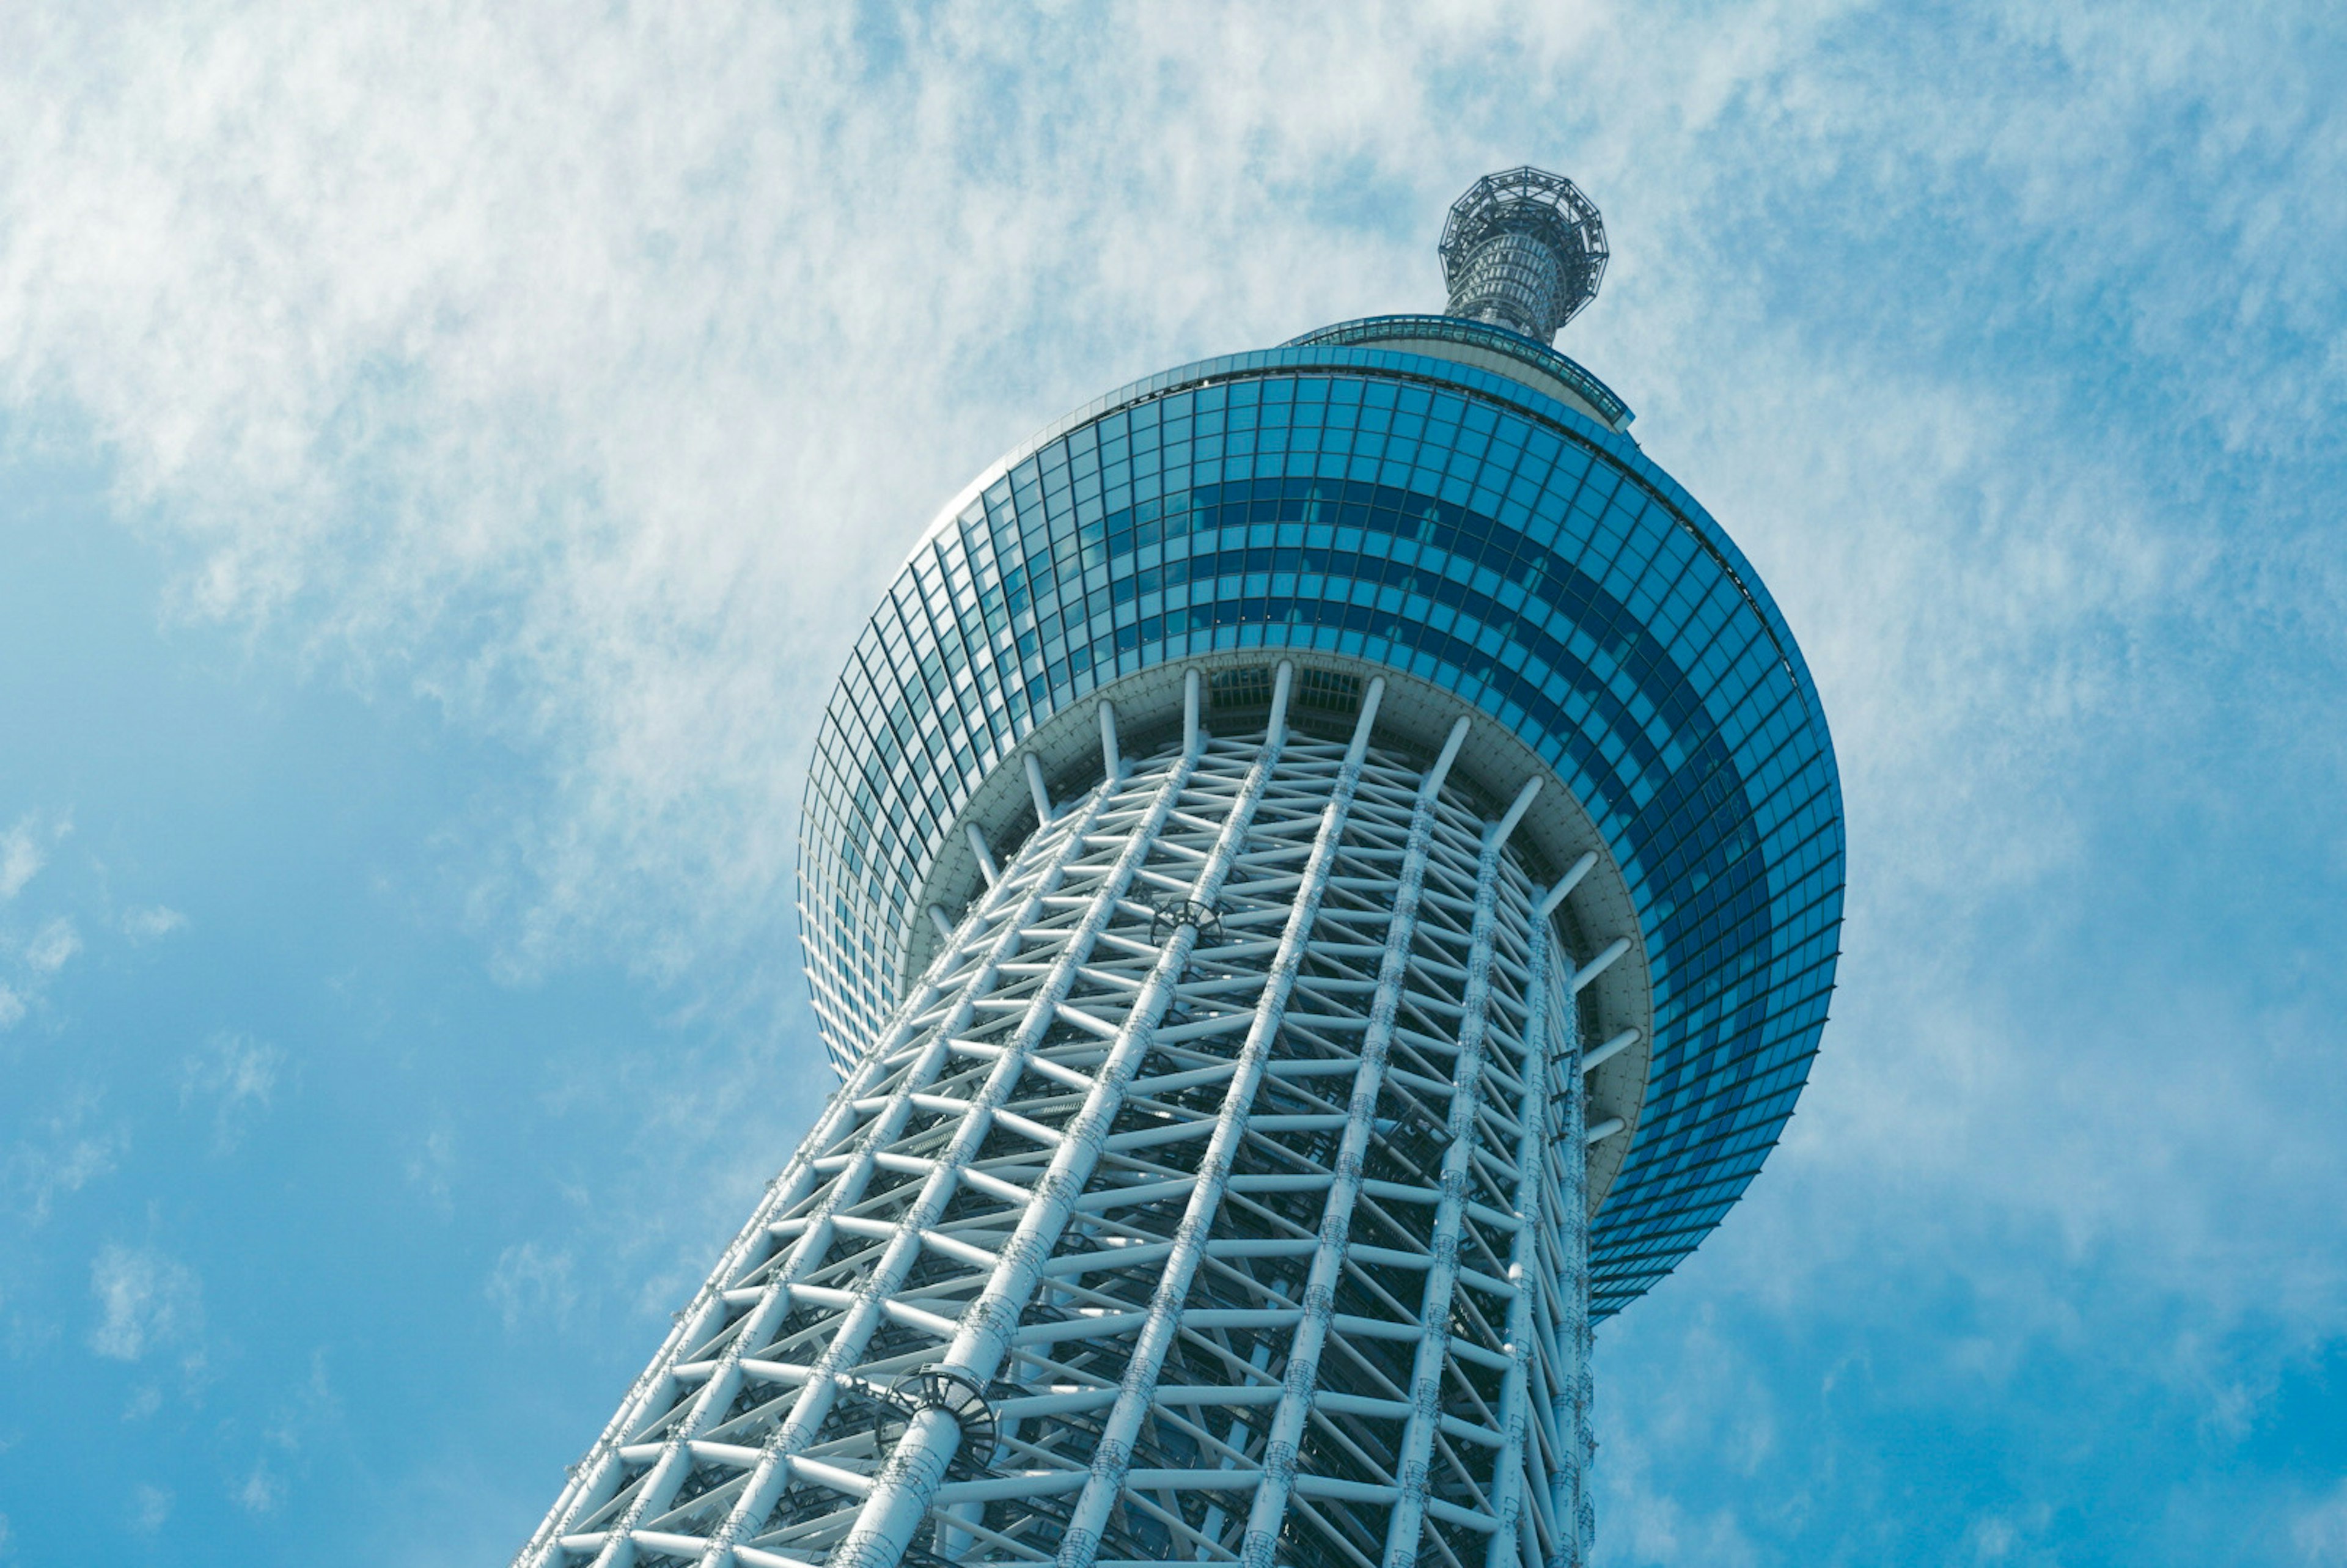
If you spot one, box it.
[796,198,1841,1317]
[1439,166,1609,342]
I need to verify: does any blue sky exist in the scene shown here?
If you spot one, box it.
[2,3,2343,1564]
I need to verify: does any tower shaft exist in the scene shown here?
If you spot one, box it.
[521,667,1598,1568]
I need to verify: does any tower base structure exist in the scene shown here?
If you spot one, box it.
[520,664,1609,1568]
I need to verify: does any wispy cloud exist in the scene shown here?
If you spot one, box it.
[2295,1481,2347,1564]
[120,906,185,942]
[128,1484,171,1535]
[234,1462,284,1515]
[180,1031,284,1154]
[87,1244,202,1363]
[404,1118,457,1212]
[21,918,79,975]
[486,1241,577,1333]
[0,815,89,1030]
[6,1093,127,1223]
[1598,1422,1763,1568]
[0,819,45,901]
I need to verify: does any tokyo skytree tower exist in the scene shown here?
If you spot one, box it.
[516,167,1843,1568]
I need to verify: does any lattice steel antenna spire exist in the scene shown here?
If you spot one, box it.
[1438,167,1609,343]
[514,172,1843,1568]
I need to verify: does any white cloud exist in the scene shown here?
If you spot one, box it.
[87,1244,204,1363]
[0,816,83,1028]
[0,0,2328,1017]
[6,1095,127,1223]
[405,1119,457,1211]
[120,906,186,942]
[0,819,42,901]
[17,1134,122,1220]
[2296,1481,2347,1564]
[486,1241,577,1333]
[181,1031,285,1154]
[22,918,79,975]
[234,1462,284,1515]
[1597,1423,1763,1568]
[128,1484,172,1535]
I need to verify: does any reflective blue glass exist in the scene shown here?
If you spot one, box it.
[798,319,1844,1317]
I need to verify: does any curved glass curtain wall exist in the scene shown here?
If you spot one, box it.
[798,332,1843,1316]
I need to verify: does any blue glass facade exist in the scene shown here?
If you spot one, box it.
[797,317,1843,1318]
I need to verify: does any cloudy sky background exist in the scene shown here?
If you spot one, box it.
[3,2,2343,1562]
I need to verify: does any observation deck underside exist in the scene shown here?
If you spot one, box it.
[900,653,1653,1215]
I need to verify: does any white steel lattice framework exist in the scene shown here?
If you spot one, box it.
[518,665,1632,1568]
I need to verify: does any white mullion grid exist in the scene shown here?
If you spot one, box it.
[1236,714,1474,1568]
[821,664,1301,1568]
[514,794,1103,1567]
[690,746,1219,1566]
[1378,783,1535,1568]
[1055,681,1387,1568]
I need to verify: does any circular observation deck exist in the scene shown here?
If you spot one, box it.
[796,316,1843,1318]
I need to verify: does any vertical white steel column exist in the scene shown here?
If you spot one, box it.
[1378,779,1541,1568]
[1026,754,1056,822]
[1052,680,1386,1567]
[1236,714,1471,1568]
